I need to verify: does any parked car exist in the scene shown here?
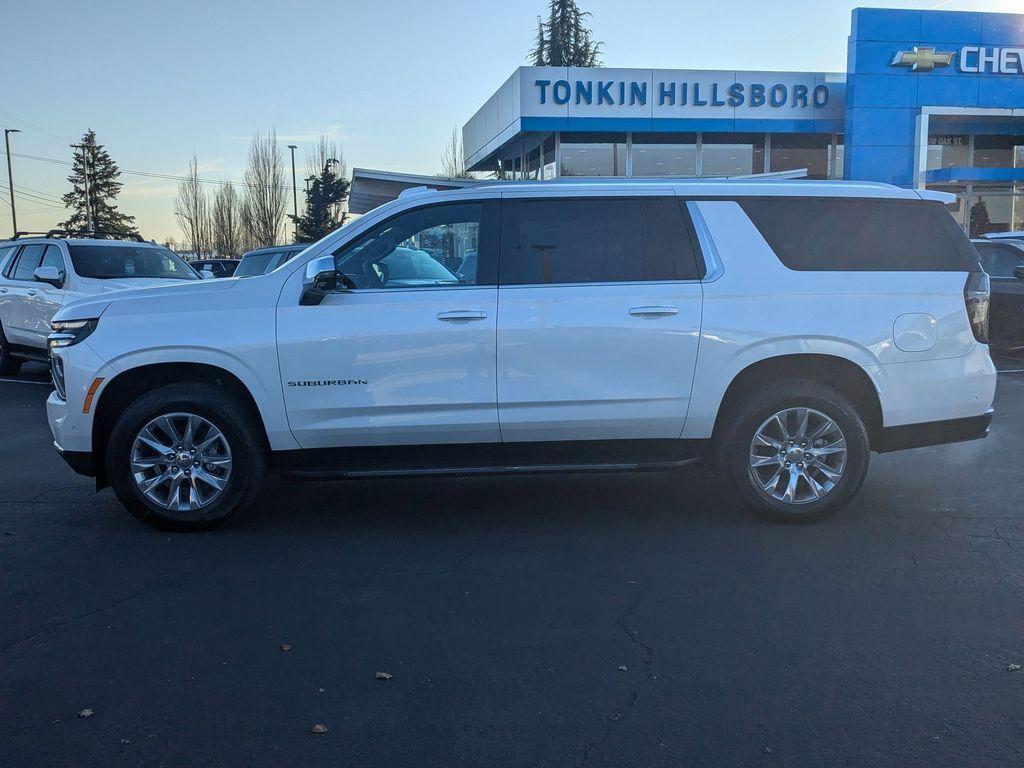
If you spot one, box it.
[982,231,1024,242]
[46,180,995,530]
[233,245,307,277]
[190,258,239,278]
[0,231,199,374]
[973,237,1024,352]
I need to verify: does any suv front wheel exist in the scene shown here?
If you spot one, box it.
[107,383,266,530]
[719,379,870,523]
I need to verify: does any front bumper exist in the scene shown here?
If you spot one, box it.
[54,442,96,477]
[873,409,993,453]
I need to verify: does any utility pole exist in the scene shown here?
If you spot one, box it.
[4,129,20,236]
[73,143,94,233]
[287,144,298,241]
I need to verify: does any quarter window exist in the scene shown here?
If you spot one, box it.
[500,197,702,285]
[741,198,981,272]
[332,202,495,288]
[40,245,65,273]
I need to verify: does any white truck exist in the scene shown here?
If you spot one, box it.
[44,180,996,529]
[0,232,199,374]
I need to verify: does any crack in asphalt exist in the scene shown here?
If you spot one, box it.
[1,580,181,655]
[578,589,656,767]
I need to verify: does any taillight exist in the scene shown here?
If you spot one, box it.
[964,271,990,344]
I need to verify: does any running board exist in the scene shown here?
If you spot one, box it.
[282,456,702,481]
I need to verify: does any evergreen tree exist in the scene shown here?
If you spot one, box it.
[60,130,137,235]
[970,200,991,238]
[292,159,350,243]
[530,15,547,66]
[530,0,602,67]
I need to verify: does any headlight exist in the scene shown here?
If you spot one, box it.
[48,319,99,351]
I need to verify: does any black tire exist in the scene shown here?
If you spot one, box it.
[106,382,266,531]
[0,324,23,376]
[718,379,870,524]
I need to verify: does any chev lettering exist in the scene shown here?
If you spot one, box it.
[288,379,368,387]
[535,79,829,109]
[960,46,1024,74]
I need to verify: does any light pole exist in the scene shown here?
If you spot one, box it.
[287,144,298,241]
[4,128,20,236]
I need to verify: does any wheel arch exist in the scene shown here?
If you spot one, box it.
[711,353,884,448]
[91,362,272,489]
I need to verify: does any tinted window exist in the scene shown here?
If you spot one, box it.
[333,202,495,289]
[235,250,292,277]
[976,243,1024,278]
[500,197,701,285]
[13,244,44,280]
[741,198,980,272]
[68,245,198,280]
[0,246,16,276]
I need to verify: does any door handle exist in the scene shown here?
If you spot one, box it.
[27,289,37,296]
[0,287,7,293]
[629,306,678,317]
[437,310,488,322]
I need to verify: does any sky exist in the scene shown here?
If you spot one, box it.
[3,0,1022,242]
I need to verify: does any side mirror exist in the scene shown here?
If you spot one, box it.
[300,255,340,306]
[1014,265,1024,282]
[33,265,64,288]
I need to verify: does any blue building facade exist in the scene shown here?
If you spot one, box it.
[463,7,1024,232]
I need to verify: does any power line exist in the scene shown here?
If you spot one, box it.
[0,109,75,144]
[1,150,299,193]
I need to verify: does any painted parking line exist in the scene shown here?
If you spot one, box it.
[0,378,51,385]
[998,368,1024,374]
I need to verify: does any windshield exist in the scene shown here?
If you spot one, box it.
[234,249,300,277]
[68,245,198,280]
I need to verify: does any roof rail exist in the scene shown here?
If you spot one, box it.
[10,229,147,242]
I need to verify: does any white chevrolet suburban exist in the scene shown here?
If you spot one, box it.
[45,180,996,529]
[0,232,199,373]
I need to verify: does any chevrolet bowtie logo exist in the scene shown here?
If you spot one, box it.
[890,46,955,71]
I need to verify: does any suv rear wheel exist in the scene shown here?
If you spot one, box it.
[106,382,266,531]
[0,324,23,376]
[719,379,870,523]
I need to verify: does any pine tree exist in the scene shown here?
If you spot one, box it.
[531,0,602,67]
[970,200,991,238]
[60,130,137,235]
[292,159,350,243]
[530,15,546,66]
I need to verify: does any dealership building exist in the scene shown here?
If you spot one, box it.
[455,7,1024,232]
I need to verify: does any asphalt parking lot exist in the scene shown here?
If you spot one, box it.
[3,361,1024,767]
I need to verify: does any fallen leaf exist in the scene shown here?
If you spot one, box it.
[77,709,94,718]
[280,644,292,652]
[1009,663,1021,672]
[311,723,329,734]
[318,688,325,693]
[120,738,131,745]
[618,665,628,672]
[375,671,393,680]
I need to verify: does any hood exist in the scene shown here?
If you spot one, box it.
[54,276,239,322]
[76,276,196,293]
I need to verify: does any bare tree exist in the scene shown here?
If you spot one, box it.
[439,127,472,179]
[211,182,244,257]
[242,131,287,247]
[174,154,212,256]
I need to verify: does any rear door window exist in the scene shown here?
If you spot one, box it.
[499,197,702,285]
[740,198,980,272]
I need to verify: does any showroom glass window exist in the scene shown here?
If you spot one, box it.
[769,133,831,179]
[701,133,765,177]
[974,135,1024,168]
[927,135,970,171]
[559,132,627,177]
[631,133,697,177]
